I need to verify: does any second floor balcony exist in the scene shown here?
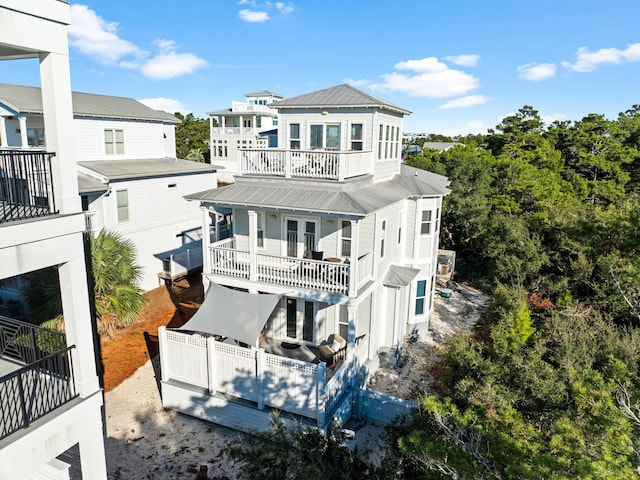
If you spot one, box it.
[240,148,374,181]
[208,237,374,297]
[0,149,57,224]
[0,316,77,441]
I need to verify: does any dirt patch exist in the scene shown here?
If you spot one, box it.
[100,275,204,392]
[368,282,489,400]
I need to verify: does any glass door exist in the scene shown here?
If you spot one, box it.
[285,217,318,258]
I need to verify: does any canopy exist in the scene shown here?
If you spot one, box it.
[178,283,282,346]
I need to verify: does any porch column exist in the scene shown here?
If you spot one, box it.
[248,210,258,282]
[0,116,7,147]
[348,220,360,297]
[208,117,214,159]
[239,115,244,133]
[252,114,257,135]
[77,411,108,480]
[18,116,28,148]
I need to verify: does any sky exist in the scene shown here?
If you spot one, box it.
[3,0,640,135]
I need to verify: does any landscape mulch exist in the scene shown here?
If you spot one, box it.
[99,274,204,392]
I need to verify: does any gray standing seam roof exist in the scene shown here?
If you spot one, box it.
[0,83,178,123]
[79,158,218,181]
[185,169,449,216]
[273,84,411,115]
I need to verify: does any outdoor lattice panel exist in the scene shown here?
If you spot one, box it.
[0,376,25,440]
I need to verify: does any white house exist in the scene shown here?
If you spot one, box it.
[0,84,220,291]
[0,1,107,478]
[208,90,283,183]
[158,84,449,432]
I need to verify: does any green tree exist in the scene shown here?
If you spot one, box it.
[174,112,211,162]
[185,147,205,162]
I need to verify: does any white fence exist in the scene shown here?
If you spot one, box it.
[159,328,362,425]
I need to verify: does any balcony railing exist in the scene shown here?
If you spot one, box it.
[0,316,76,441]
[239,148,373,181]
[208,238,373,296]
[0,149,57,224]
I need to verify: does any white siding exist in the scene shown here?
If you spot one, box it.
[74,118,170,161]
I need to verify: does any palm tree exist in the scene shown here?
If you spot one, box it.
[91,230,147,337]
[185,147,205,162]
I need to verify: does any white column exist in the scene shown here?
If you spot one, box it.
[77,410,108,480]
[348,220,360,297]
[252,114,257,135]
[0,116,7,147]
[201,207,211,292]
[57,241,101,397]
[39,50,82,214]
[18,116,28,148]
[239,115,244,133]
[248,210,258,282]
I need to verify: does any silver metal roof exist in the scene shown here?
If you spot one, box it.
[244,90,284,98]
[0,83,179,123]
[79,158,218,181]
[186,168,448,217]
[77,171,109,194]
[383,265,421,287]
[273,84,411,115]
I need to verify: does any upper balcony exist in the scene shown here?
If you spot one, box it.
[0,149,57,224]
[239,148,374,181]
[0,315,77,441]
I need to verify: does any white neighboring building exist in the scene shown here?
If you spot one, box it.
[0,84,219,291]
[0,1,107,478]
[208,90,282,183]
[159,84,449,433]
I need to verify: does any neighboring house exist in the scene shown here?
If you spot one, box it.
[207,90,283,183]
[0,84,219,292]
[158,84,450,432]
[422,141,462,152]
[0,1,107,479]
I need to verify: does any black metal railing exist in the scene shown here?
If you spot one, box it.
[0,346,77,440]
[0,315,66,365]
[0,149,57,224]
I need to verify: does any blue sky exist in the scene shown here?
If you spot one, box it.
[4,0,640,135]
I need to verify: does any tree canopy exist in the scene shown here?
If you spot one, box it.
[174,112,211,162]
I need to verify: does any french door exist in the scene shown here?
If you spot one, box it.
[285,217,318,258]
[286,298,315,342]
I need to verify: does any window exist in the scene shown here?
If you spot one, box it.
[415,280,427,315]
[116,189,129,222]
[303,301,314,342]
[397,208,403,245]
[420,210,433,235]
[310,124,341,150]
[378,124,384,158]
[350,123,363,151]
[105,129,124,155]
[232,118,239,128]
[257,117,262,128]
[380,219,386,259]
[287,298,297,338]
[27,128,45,147]
[290,123,300,149]
[286,298,315,342]
[338,306,349,340]
[257,212,264,248]
[243,119,251,128]
[340,220,352,258]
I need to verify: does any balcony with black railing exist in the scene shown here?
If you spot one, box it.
[0,316,77,441]
[0,149,57,224]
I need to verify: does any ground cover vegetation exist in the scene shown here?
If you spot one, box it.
[234,105,640,478]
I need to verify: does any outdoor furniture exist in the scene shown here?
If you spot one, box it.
[318,333,347,367]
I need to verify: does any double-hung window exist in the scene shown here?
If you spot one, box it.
[420,210,433,235]
[290,123,301,149]
[380,219,386,259]
[257,212,265,248]
[105,129,124,155]
[116,189,129,222]
[340,220,352,258]
[27,128,45,147]
[350,123,363,150]
[415,280,427,315]
[310,124,341,150]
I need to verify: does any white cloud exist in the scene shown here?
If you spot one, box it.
[562,43,640,72]
[541,113,568,125]
[238,9,270,22]
[517,62,557,81]
[140,39,208,80]
[371,56,479,98]
[238,0,256,5]
[275,2,294,14]
[444,54,480,67]
[343,77,371,87]
[69,4,146,65]
[441,120,489,136]
[137,97,188,115]
[439,95,489,109]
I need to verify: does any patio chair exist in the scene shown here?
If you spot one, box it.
[318,333,347,367]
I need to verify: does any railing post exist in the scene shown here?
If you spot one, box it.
[284,150,292,178]
[17,373,30,430]
[316,362,327,427]
[338,152,345,182]
[207,337,216,395]
[158,326,169,383]
[248,210,258,282]
[257,348,265,410]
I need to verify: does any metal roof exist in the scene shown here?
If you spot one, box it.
[77,171,109,194]
[383,265,421,288]
[273,84,411,115]
[185,169,448,216]
[0,83,179,123]
[79,158,218,181]
[244,90,284,98]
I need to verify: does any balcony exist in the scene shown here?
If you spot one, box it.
[0,316,77,441]
[208,238,374,296]
[0,150,57,224]
[239,148,374,181]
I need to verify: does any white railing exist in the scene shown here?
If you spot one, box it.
[239,149,374,181]
[208,242,351,295]
[160,328,352,424]
[162,245,203,279]
[356,252,374,286]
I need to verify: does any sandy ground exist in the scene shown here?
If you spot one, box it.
[65,282,488,479]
